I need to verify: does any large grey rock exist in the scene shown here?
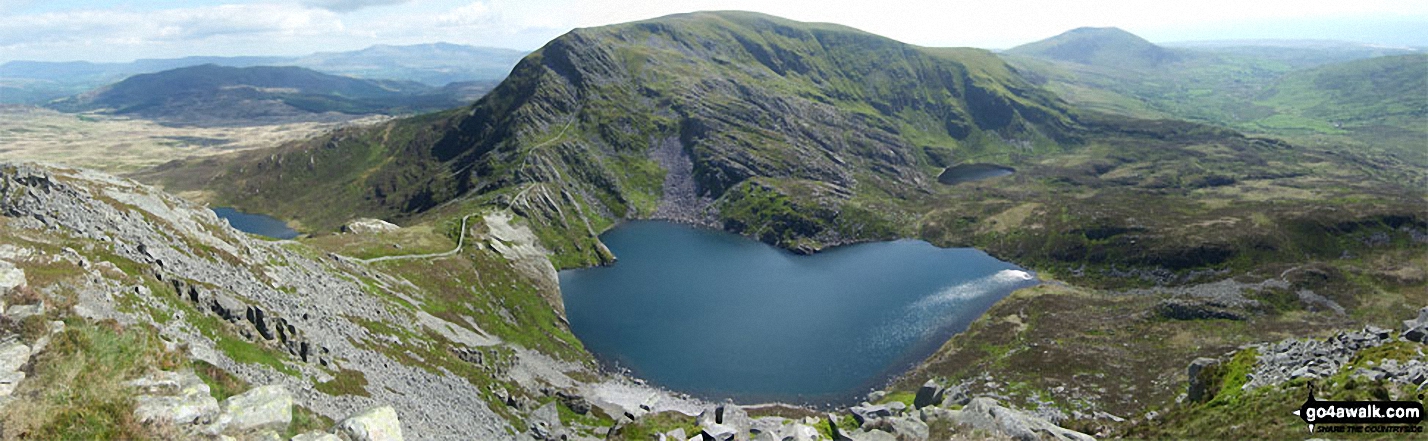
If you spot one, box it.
[918,406,956,424]
[213,385,292,433]
[0,370,24,397]
[0,263,25,293]
[711,404,751,440]
[912,380,942,409]
[337,405,403,441]
[4,303,43,322]
[954,398,1095,441]
[527,401,565,440]
[663,428,686,440]
[886,416,929,441]
[789,424,820,441]
[702,423,738,441]
[850,404,892,426]
[342,218,399,234]
[131,370,220,426]
[1186,357,1220,403]
[1403,306,1428,343]
[0,340,29,374]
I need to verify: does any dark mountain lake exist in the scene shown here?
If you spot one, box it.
[211,207,299,240]
[938,163,1015,185]
[559,221,1038,405]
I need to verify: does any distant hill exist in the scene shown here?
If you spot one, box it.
[1251,54,1428,154]
[0,43,525,104]
[293,43,527,86]
[49,64,489,126]
[1163,39,1420,68]
[1006,27,1183,68]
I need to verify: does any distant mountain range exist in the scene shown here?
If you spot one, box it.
[48,64,497,126]
[0,43,527,104]
[1002,27,1426,163]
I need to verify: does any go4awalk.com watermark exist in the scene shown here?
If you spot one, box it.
[1293,388,1425,434]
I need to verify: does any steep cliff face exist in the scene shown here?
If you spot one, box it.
[148,11,1081,254]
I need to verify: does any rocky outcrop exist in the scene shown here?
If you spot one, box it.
[480,211,565,318]
[1402,306,1428,343]
[337,405,404,441]
[1185,357,1219,403]
[0,163,509,438]
[342,218,400,235]
[1244,324,1399,389]
[953,397,1095,441]
[130,370,221,426]
[211,384,294,434]
[129,373,404,441]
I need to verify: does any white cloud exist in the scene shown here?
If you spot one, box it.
[2,0,1425,62]
[0,3,351,60]
[300,0,414,13]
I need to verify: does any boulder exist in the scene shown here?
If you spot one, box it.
[131,370,220,426]
[938,384,970,407]
[886,416,929,441]
[213,385,292,433]
[1403,306,1428,343]
[789,424,820,441]
[0,371,24,397]
[953,398,1094,441]
[0,263,25,293]
[714,404,752,440]
[0,340,30,373]
[1186,357,1220,403]
[342,218,400,234]
[912,380,942,409]
[337,405,403,441]
[701,423,738,441]
[4,303,43,321]
[918,406,956,424]
[850,404,892,426]
[663,428,686,441]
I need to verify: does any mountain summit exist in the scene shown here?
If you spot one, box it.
[157,11,1080,253]
[1007,27,1182,68]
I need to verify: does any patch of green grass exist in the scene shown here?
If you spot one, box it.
[1,320,182,439]
[215,336,297,376]
[876,391,917,407]
[315,368,371,397]
[557,401,613,429]
[1206,347,1258,406]
[607,411,699,440]
[193,359,249,401]
[286,405,335,438]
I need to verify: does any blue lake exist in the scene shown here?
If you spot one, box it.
[211,207,299,240]
[559,221,1038,405]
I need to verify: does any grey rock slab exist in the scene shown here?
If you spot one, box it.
[887,416,929,441]
[4,303,43,322]
[215,385,293,434]
[954,397,1094,441]
[0,340,30,373]
[701,423,738,441]
[337,405,404,441]
[0,265,25,292]
[0,370,25,396]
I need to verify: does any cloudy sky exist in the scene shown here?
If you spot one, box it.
[2,0,1425,62]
